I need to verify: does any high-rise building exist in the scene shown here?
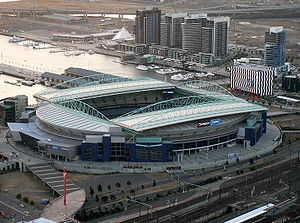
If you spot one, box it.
[181,14,206,52]
[181,14,229,61]
[135,8,161,44]
[160,13,186,48]
[265,26,286,68]
[0,95,28,126]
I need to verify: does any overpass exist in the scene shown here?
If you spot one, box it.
[25,162,86,222]
[0,4,299,17]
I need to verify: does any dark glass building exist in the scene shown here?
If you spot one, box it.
[265,27,286,68]
[135,8,161,44]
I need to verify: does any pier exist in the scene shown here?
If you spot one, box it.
[0,63,41,80]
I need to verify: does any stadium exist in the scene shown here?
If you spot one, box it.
[8,69,267,163]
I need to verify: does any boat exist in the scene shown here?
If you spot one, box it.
[148,65,161,69]
[136,65,149,71]
[8,36,26,43]
[64,51,72,56]
[171,74,185,81]
[21,80,34,86]
[88,50,95,55]
[34,79,41,84]
[156,68,181,75]
[44,81,52,87]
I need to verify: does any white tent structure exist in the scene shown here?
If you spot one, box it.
[112,27,134,41]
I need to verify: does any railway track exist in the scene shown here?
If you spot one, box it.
[121,158,300,223]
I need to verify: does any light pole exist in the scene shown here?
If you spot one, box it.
[63,167,67,206]
[126,198,153,218]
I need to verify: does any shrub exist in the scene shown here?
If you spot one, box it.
[23,196,29,203]
[16,193,22,200]
[30,200,34,206]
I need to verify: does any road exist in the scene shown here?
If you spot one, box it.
[0,192,40,222]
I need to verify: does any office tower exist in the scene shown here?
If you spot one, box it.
[160,13,186,48]
[265,26,286,68]
[135,8,161,44]
[0,95,28,126]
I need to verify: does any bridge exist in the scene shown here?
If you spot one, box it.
[26,162,81,196]
[0,4,299,18]
[25,162,86,222]
[0,6,136,17]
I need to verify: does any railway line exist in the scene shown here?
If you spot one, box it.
[121,157,300,223]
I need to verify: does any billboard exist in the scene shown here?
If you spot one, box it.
[197,118,221,127]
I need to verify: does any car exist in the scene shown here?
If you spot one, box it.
[20,203,24,208]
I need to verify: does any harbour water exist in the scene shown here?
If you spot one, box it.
[0,35,165,104]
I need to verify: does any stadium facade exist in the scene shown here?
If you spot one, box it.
[8,69,267,162]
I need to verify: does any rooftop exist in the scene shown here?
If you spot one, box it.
[35,75,175,102]
[234,63,275,71]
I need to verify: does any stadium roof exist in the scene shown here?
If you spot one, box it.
[36,102,118,134]
[34,74,267,133]
[114,97,266,131]
[34,75,175,102]
[8,122,81,148]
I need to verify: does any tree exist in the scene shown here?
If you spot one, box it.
[96,195,99,202]
[107,185,111,191]
[127,180,131,186]
[97,184,102,192]
[89,186,94,198]
[110,194,116,200]
[16,193,22,200]
[23,196,29,203]
[249,158,254,165]
[101,196,109,203]
[236,157,240,163]
[130,189,135,194]
[141,184,145,189]
[153,180,156,187]
[115,182,121,188]
[30,200,34,206]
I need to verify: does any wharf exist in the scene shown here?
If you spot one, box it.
[0,63,41,80]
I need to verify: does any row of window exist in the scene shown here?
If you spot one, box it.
[173,133,237,150]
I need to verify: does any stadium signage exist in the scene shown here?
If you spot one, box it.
[48,145,61,150]
[197,118,221,127]
[210,118,221,126]
[197,121,210,127]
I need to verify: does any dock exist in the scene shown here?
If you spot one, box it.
[0,63,41,80]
